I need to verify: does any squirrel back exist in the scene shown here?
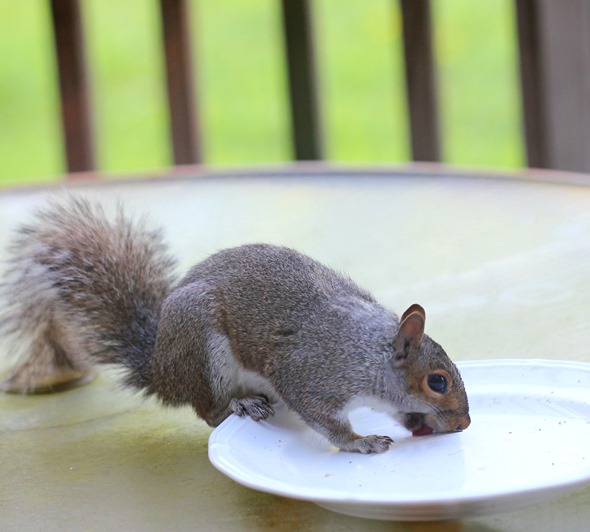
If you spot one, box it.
[0,196,470,453]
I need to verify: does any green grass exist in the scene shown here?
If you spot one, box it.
[0,0,522,186]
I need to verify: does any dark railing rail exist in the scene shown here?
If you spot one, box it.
[400,0,440,163]
[515,0,590,174]
[159,0,201,165]
[50,0,96,174]
[48,0,590,178]
[281,0,324,161]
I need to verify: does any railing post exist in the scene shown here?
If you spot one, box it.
[515,0,590,172]
[50,0,96,176]
[515,0,548,169]
[160,0,201,165]
[280,0,324,161]
[399,0,441,162]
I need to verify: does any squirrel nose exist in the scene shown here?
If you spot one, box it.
[456,414,471,432]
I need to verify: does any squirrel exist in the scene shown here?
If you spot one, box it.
[0,196,470,453]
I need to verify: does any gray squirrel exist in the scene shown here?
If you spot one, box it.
[0,196,470,453]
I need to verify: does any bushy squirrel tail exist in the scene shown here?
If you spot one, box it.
[0,196,177,391]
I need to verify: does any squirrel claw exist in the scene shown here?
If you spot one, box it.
[230,395,275,421]
[353,434,394,454]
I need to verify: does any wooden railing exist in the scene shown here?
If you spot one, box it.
[49,0,590,177]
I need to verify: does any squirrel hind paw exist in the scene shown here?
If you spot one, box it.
[230,395,275,421]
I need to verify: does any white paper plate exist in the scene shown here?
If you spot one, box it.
[208,360,590,521]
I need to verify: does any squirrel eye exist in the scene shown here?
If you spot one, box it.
[427,374,447,394]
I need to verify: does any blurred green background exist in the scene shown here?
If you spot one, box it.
[0,0,522,186]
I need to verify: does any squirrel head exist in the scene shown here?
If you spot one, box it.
[389,304,470,437]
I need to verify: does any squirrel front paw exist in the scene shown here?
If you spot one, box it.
[348,434,394,454]
[230,395,275,421]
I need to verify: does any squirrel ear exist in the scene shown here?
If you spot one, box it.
[400,303,426,324]
[392,304,426,364]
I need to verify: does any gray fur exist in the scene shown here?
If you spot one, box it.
[0,197,470,453]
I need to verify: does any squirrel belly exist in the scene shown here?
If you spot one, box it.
[0,196,471,454]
